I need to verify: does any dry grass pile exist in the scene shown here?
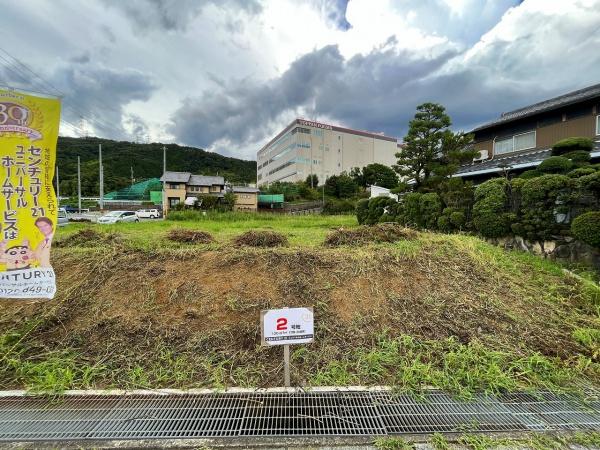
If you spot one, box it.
[166,229,214,244]
[324,223,417,247]
[233,230,288,247]
[54,228,122,248]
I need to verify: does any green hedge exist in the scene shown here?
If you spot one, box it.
[563,150,592,164]
[538,156,573,174]
[473,179,513,238]
[551,137,594,155]
[519,169,542,179]
[513,174,570,241]
[571,211,600,248]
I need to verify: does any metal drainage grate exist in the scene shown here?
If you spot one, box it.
[0,390,599,442]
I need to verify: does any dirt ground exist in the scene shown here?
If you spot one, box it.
[0,235,598,390]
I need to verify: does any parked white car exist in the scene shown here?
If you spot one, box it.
[57,208,69,226]
[97,211,139,224]
[136,208,161,219]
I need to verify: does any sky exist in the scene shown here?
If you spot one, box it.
[1,0,599,160]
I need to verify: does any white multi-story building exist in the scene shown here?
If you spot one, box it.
[256,118,400,186]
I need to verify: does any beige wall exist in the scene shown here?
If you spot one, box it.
[163,187,186,214]
[257,124,398,186]
[234,192,257,211]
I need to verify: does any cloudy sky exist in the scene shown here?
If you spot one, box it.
[1,0,599,160]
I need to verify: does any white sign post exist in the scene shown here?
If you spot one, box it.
[261,307,314,387]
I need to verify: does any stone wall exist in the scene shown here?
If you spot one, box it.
[487,235,600,269]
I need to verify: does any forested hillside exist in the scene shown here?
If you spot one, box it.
[56,137,256,196]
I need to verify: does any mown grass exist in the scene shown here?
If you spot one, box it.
[56,212,357,249]
[2,214,598,395]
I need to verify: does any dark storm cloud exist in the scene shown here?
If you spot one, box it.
[1,59,157,140]
[104,0,263,33]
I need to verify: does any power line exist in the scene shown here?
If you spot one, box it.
[0,49,126,137]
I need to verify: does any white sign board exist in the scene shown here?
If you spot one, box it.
[261,307,314,346]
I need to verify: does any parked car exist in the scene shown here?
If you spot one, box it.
[63,205,79,213]
[136,208,161,219]
[57,208,69,226]
[97,211,139,224]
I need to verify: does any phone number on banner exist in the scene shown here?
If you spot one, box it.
[0,268,56,299]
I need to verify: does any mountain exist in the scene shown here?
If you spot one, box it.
[55,136,256,197]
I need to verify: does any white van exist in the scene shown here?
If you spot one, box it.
[57,208,69,226]
[136,209,161,219]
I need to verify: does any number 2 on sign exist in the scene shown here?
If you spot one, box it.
[276,318,288,331]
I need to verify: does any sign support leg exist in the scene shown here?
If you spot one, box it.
[283,344,290,387]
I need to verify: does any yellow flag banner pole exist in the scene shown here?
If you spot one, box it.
[0,88,61,300]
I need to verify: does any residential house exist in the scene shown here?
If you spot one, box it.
[455,83,600,181]
[160,171,225,214]
[231,186,260,212]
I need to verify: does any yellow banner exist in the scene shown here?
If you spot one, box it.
[0,89,61,299]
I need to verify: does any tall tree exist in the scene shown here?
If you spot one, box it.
[394,103,476,190]
[360,163,399,189]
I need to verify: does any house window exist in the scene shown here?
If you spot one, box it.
[596,115,600,135]
[168,197,180,207]
[168,183,179,189]
[494,131,536,155]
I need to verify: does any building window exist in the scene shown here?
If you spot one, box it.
[168,183,179,189]
[494,131,536,155]
[168,197,180,207]
[597,115,600,135]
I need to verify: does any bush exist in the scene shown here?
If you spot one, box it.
[473,179,512,238]
[233,231,288,247]
[419,193,442,229]
[538,156,573,174]
[568,167,597,178]
[563,150,591,165]
[519,170,542,179]
[551,137,594,155]
[514,174,570,241]
[322,198,355,215]
[356,199,370,225]
[363,196,397,225]
[571,212,600,248]
[401,192,422,227]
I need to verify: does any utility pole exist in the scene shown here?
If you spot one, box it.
[77,156,81,213]
[131,166,134,186]
[55,166,60,202]
[162,145,166,213]
[99,144,104,210]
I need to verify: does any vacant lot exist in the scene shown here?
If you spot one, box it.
[1,214,598,395]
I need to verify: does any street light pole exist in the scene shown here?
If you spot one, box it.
[77,156,81,213]
[99,144,104,210]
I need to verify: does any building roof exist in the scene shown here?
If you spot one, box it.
[160,171,191,183]
[231,186,260,193]
[257,118,399,156]
[454,139,600,178]
[159,172,225,185]
[472,83,600,132]
[189,175,225,186]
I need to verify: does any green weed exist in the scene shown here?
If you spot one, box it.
[374,437,414,450]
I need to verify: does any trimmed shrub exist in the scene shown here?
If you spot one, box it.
[563,150,592,165]
[571,211,600,248]
[568,167,597,178]
[513,174,570,241]
[322,198,355,215]
[363,196,397,225]
[437,207,466,233]
[519,170,542,179]
[419,193,443,229]
[356,198,370,225]
[538,156,573,174]
[449,210,466,229]
[401,192,422,227]
[473,178,512,238]
[551,137,594,156]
